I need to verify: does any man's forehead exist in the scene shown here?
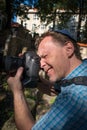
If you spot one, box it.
[37,41,59,57]
[37,45,47,57]
[41,36,52,44]
[38,36,51,49]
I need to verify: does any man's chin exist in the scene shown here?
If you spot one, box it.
[49,76,57,83]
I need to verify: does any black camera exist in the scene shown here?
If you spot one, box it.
[0,51,40,88]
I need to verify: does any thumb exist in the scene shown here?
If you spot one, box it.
[15,67,24,79]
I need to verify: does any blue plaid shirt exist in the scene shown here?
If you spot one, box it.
[32,59,87,130]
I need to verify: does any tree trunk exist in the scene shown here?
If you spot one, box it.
[77,0,84,41]
[5,0,13,29]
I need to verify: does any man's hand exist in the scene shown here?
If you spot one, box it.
[7,67,35,130]
[7,67,24,94]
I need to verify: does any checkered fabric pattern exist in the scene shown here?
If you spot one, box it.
[32,59,87,130]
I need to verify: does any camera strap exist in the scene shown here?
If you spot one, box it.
[55,76,87,93]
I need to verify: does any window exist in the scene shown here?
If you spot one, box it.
[32,24,36,31]
[33,14,39,20]
[41,24,46,30]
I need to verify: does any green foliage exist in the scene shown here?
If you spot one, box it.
[2,0,87,40]
[1,0,87,41]
[58,13,71,29]
[12,1,30,24]
[0,89,14,129]
[35,0,87,42]
[49,96,56,104]
[81,16,87,43]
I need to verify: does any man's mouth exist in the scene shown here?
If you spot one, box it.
[46,67,53,74]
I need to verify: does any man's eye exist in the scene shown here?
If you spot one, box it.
[43,55,47,58]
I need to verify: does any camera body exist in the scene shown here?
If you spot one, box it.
[0,51,40,88]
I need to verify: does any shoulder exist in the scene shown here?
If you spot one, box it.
[55,84,87,105]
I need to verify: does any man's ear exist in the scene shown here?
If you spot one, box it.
[65,41,74,58]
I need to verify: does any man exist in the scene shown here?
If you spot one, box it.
[7,29,87,130]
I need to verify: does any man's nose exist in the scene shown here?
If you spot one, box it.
[40,58,46,69]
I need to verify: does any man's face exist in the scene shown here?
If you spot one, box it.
[37,36,70,82]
